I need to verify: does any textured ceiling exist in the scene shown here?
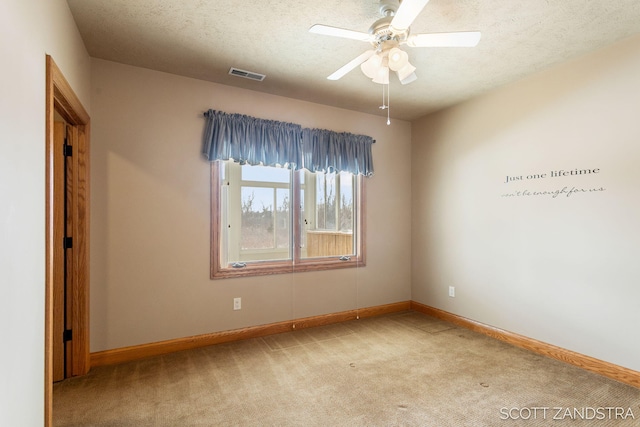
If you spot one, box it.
[67,0,640,121]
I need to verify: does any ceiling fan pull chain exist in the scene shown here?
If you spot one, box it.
[387,83,391,125]
[378,82,391,125]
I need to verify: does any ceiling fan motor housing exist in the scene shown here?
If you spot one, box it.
[371,0,411,50]
[369,17,408,51]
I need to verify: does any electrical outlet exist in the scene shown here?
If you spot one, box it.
[448,286,455,298]
[233,297,241,310]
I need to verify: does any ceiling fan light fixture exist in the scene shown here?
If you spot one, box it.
[388,47,409,71]
[399,70,417,85]
[396,61,416,81]
[372,66,390,84]
[361,53,383,79]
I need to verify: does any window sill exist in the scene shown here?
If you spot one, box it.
[211,256,366,280]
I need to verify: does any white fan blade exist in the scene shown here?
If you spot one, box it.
[390,0,430,32]
[309,24,371,42]
[327,50,376,80]
[407,31,481,47]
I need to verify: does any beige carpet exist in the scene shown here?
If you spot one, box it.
[53,312,640,426]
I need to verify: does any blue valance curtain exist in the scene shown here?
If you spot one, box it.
[203,109,374,176]
[202,110,302,169]
[301,128,374,177]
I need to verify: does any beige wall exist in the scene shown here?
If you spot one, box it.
[411,34,640,372]
[0,0,91,425]
[90,59,412,352]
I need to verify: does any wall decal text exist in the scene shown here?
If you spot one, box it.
[501,167,605,198]
[504,168,600,184]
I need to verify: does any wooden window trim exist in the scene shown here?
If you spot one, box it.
[210,161,366,279]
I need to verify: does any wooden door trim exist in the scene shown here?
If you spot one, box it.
[45,55,90,427]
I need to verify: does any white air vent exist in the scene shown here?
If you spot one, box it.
[228,67,266,82]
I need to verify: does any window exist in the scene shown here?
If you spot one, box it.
[202,109,374,279]
[211,160,365,279]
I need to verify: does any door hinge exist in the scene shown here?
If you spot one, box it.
[63,329,73,342]
[63,236,73,249]
[63,142,72,157]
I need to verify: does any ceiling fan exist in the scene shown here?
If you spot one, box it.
[309,0,481,85]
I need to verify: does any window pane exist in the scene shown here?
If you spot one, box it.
[235,163,292,261]
[240,187,275,250]
[339,172,353,232]
[299,186,306,251]
[276,188,290,249]
[303,171,355,258]
[325,173,337,230]
[242,164,290,183]
[315,173,325,229]
[316,172,337,230]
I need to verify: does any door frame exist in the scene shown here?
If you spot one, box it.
[45,55,91,426]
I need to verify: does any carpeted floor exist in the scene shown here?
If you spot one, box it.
[53,312,640,426]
